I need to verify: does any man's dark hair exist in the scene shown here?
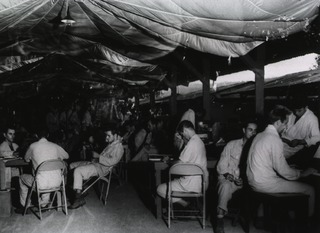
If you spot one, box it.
[36,128,49,139]
[242,119,258,130]
[268,105,291,124]
[177,120,195,133]
[104,124,120,136]
[4,125,15,133]
[290,95,308,110]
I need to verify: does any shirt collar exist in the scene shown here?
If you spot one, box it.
[39,138,48,142]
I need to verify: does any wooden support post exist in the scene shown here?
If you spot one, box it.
[254,46,265,116]
[170,68,178,116]
[202,56,211,121]
[134,90,140,111]
[149,83,155,110]
[242,44,266,116]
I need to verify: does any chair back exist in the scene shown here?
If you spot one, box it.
[167,162,207,229]
[35,159,66,174]
[169,163,204,176]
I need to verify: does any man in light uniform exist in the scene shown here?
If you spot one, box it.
[216,121,257,218]
[157,120,208,207]
[247,105,316,217]
[281,97,320,167]
[15,129,69,213]
[69,127,123,209]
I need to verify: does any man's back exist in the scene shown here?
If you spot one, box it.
[25,138,68,169]
[180,134,207,172]
[247,125,299,192]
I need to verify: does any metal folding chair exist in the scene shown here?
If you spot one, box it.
[167,163,206,229]
[24,159,68,220]
[81,167,113,205]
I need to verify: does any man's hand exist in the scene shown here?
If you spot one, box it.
[300,167,318,178]
[281,138,292,145]
[234,177,243,186]
[223,173,234,182]
[12,151,20,158]
[290,139,306,147]
[282,138,306,147]
[162,155,170,163]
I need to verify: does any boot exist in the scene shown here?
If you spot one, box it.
[68,192,86,209]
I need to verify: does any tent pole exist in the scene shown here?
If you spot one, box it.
[170,67,178,116]
[254,45,265,116]
[149,83,155,110]
[242,44,266,116]
[202,56,211,121]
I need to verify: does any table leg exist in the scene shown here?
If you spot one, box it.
[0,160,6,190]
[155,169,161,219]
[0,160,11,190]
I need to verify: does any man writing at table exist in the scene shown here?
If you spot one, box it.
[281,96,320,168]
[157,120,208,207]
[247,105,317,218]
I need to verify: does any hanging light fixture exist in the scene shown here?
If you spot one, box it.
[48,6,64,29]
[61,7,76,25]
[61,0,76,25]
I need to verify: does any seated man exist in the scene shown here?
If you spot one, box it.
[216,120,257,220]
[281,96,320,167]
[69,127,124,209]
[15,128,69,213]
[0,126,20,190]
[131,118,158,161]
[247,105,317,217]
[0,126,19,158]
[157,120,208,207]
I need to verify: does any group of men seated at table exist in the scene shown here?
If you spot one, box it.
[0,95,319,232]
[0,124,124,212]
[215,96,320,233]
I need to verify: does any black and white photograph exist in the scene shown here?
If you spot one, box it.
[0,1,320,233]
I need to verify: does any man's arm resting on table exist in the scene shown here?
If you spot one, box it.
[300,167,318,178]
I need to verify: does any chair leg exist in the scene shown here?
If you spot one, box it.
[203,195,206,229]
[100,181,105,202]
[168,197,171,228]
[23,189,33,216]
[50,191,57,209]
[103,177,112,206]
[62,180,68,216]
[37,188,42,220]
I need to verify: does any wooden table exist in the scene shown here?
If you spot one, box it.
[153,159,217,219]
[0,158,29,190]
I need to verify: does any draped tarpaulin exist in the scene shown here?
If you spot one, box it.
[0,0,319,97]
[0,0,319,59]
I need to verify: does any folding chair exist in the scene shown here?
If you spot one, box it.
[81,166,113,205]
[167,163,206,229]
[24,159,68,220]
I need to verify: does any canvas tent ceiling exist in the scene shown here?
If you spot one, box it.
[0,0,319,99]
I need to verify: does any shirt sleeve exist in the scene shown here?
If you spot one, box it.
[272,139,300,180]
[99,143,124,167]
[24,146,32,162]
[216,142,231,175]
[305,116,320,146]
[57,146,69,160]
